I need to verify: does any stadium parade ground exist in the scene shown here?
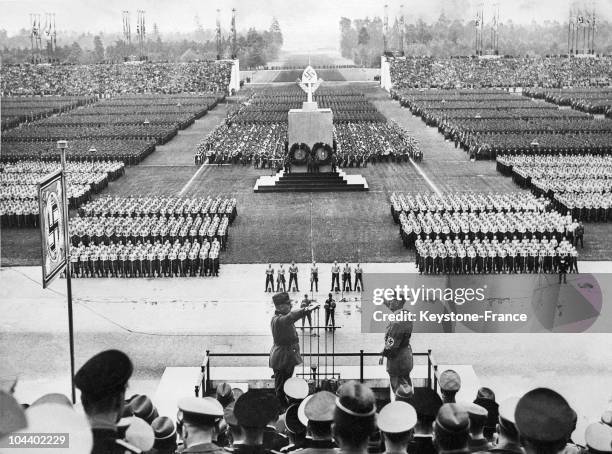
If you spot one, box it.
[4,82,612,267]
[2,78,612,444]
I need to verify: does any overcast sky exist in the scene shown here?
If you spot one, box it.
[0,0,610,51]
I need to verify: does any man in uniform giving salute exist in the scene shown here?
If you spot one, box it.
[269,292,319,404]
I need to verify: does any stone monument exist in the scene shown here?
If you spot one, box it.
[288,65,333,151]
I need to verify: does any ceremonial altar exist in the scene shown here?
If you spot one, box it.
[288,65,334,158]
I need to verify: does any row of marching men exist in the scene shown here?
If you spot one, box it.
[68,238,221,278]
[69,214,230,250]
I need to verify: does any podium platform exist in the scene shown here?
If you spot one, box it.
[154,364,478,421]
[254,169,368,193]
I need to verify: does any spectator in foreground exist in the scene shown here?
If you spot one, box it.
[276,377,310,433]
[0,390,27,439]
[233,390,281,454]
[515,388,576,454]
[490,396,523,454]
[299,391,337,452]
[126,394,159,424]
[439,369,462,403]
[220,402,242,448]
[74,349,134,454]
[176,396,225,454]
[216,382,235,408]
[332,381,377,454]
[404,386,442,454]
[433,403,471,454]
[150,416,178,454]
[467,402,492,452]
[281,403,308,453]
[473,395,499,443]
[377,401,418,454]
[584,422,612,454]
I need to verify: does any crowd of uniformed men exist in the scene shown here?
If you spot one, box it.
[1,160,126,228]
[68,238,222,278]
[394,87,612,160]
[391,192,583,275]
[3,347,612,454]
[264,261,365,293]
[497,155,612,222]
[64,196,237,278]
[413,237,578,275]
[195,85,422,167]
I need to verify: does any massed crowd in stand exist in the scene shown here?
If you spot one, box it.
[0,61,233,96]
[389,56,612,89]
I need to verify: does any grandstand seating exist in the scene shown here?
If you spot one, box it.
[388,56,612,89]
[0,61,233,96]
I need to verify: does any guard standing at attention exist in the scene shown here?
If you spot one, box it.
[288,261,299,292]
[310,262,319,292]
[354,263,364,291]
[265,264,275,292]
[380,298,414,398]
[277,264,287,292]
[342,263,352,292]
[330,261,340,292]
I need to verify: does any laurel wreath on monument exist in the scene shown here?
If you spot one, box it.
[289,143,311,164]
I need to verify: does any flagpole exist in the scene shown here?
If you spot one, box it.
[57,140,76,404]
[567,10,571,55]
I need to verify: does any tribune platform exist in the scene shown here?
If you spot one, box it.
[154,363,479,423]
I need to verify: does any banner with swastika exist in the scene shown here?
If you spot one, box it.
[38,169,67,288]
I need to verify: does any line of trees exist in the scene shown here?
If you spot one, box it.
[0,17,283,67]
[340,14,612,67]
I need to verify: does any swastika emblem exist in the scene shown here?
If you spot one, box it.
[45,192,61,261]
